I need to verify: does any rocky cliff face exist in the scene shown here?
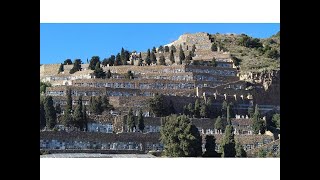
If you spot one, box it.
[240,70,280,91]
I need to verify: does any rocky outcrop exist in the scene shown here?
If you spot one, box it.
[240,70,280,91]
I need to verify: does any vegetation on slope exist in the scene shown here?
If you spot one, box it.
[209,31,280,73]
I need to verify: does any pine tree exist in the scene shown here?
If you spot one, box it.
[169,50,175,64]
[44,96,56,129]
[194,99,201,118]
[58,63,64,74]
[70,59,82,74]
[88,56,100,70]
[127,108,135,132]
[160,115,202,157]
[137,109,145,132]
[93,62,106,79]
[159,55,166,65]
[203,135,220,157]
[220,125,236,157]
[64,59,72,65]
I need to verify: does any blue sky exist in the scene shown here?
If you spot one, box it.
[40,23,279,64]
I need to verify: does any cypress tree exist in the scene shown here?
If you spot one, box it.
[44,96,56,129]
[40,100,46,129]
[159,55,166,65]
[203,135,220,157]
[164,46,169,52]
[192,44,196,54]
[170,45,176,52]
[158,45,164,53]
[214,116,226,132]
[220,125,236,157]
[102,94,111,111]
[152,46,156,53]
[127,108,135,132]
[82,105,88,131]
[169,50,175,64]
[145,49,151,65]
[179,45,185,64]
[137,109,145,132]
[73,96,83,129]
[167,100,176,115]
[194,99,201,118]
[106,69,112,79]
[115,53,121,66]
[150,52,157,64]
[55,103,61,114]
[66,89,72,113]
[227,105,231,125]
